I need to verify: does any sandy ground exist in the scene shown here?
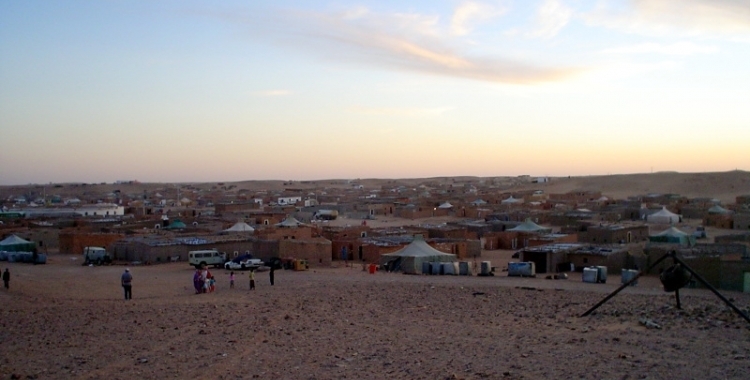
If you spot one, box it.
[1,255,750,380]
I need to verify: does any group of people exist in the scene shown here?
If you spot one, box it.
[118,265,278,300]
[192,267,216,294]
[237,266,277,291]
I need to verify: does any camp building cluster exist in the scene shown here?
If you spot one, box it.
[2,178,750,290]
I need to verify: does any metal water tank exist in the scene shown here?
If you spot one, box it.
[422,261,431,275]
[442,262,456,275]
[621,269,639,286]
[582,267,598,283]
[458,261,470,276]
[596,266,608,283]
[480,261,491,276]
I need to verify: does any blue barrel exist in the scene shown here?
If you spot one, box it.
[422,261,431,274]
[430,262,441,275]
[459,262,469,276]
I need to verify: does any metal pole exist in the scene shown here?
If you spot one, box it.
[672,256,750,324]
[581,253,671,317]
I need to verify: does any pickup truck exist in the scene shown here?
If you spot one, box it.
[224,254,263,270]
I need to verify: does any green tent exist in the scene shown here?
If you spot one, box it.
[380,236,456,274]
[0,234,36,252]
[648,227,696,246]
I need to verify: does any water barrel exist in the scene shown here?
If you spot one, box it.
[458,262,470,276]
[430,262,441,275]
[621,269,638,286]
[582,267,598,283]
[422,261,431,275]
[480,261,491,276]
[596,266,608,283]
[442,262,456,275]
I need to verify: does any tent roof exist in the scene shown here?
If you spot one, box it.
[501,196,522,204]
[438,202,453,209]
[653,226,689,237]
[0,234,32,245]
[167,220,187,229]
[382,237,455,259]
[707,205,731,214]
[276,215,305,228]
[224,222,255,232]
[651,206,679,217]
[508,218,549,232]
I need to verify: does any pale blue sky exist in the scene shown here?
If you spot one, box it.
[1,0,749,185]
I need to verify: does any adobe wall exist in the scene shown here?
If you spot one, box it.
[59,232,126,255]
[279,238,331,267]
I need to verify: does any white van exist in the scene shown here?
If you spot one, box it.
[83,246,111,265]
[188,249,227,269]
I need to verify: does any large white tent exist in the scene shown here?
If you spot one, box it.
[379,237,456,274]
[647,207,681,225]
[224,222,255,233]
[508,219,551,233]
[275,215,306,228]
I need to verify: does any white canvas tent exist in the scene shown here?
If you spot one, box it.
[224,222,255,233]
[647,207,681,225]
[438,202,453,209]
[275,215,306,228]
[508,218,551,233]
[379,237,457,274]
[501,196,522,204]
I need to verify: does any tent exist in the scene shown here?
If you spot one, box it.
[508,218,551,233]
[707,205,731,215]
[275,215,306,228]
[0,235,36,252]
[649,226,696,246]
[438,202,453,209]
[224,222,255,233]
[379,236,457,274]
[166,219,187,230]
[647,207,681,224]
[501,196,523,204]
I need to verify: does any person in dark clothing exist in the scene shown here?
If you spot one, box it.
[121,268,132,300]
[2,268,9,290]
[269,266,275,286]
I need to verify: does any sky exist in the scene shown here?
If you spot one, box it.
[1,0,749,185]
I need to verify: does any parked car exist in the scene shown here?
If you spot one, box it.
[224,254,263,270]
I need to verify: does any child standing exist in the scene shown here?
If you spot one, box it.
[229,271,235,289]
[248,270,255,290]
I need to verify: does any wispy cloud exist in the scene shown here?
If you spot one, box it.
[603,41,719,55]
[528,0,573,39]
[233,7,580,85]
[254,90,292,97]
[347,105,454,117]
[583,0,750,39]
[450,1,508,36]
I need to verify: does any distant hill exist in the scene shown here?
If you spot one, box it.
[511,171,750,204]
[2,171,748,205]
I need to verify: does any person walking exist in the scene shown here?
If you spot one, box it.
[121,268,132,300]
[248,270,255,290]
[2,268,10,290]
[229,271,235,289]
[269,266,275,286]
